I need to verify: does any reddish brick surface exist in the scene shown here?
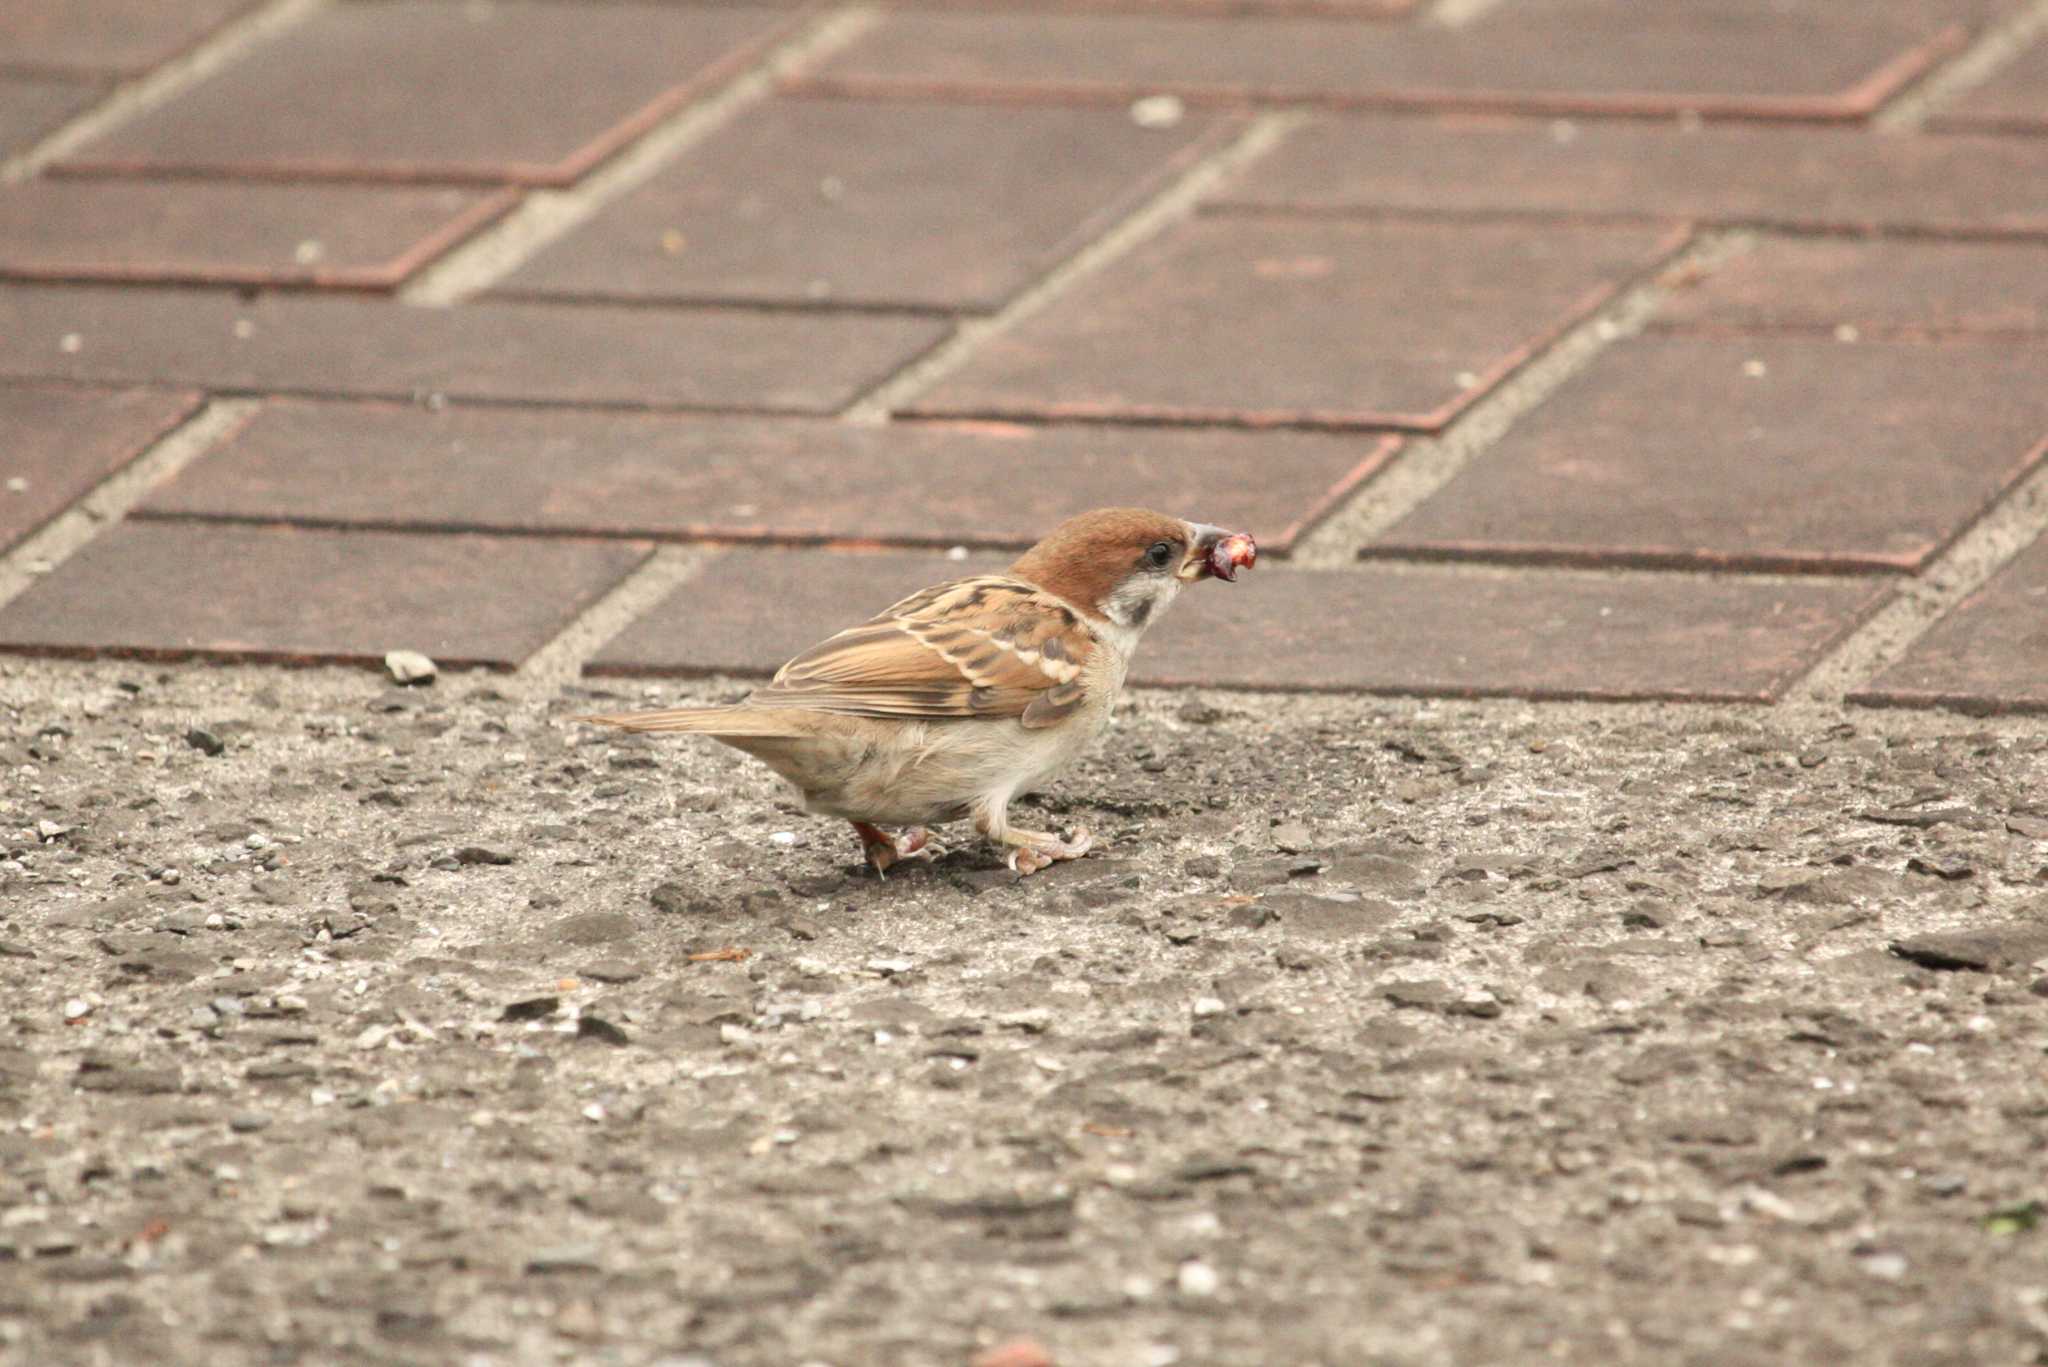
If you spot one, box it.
[0,0,2039,710]
[1370,334,2048,575]
[141,400,1394,553]
[1368,336,2048,577]
[0,180,518,290]
[0,76,98,156]
[0,521,650,668]
[0,383,202,551]
[60,2,794,185]
[1930,36,2048,135]
[500,99,1227,312]
[796,5,1963,120]
[1654,237,2048,335]
[911,217,1682,431]
[1211,118,2048,237]
[0,286,947,413]
[1850,533,2048,715]
[0,0,255,77]
[590,548,1889,703]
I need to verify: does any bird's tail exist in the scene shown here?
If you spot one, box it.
[574,705,811,739]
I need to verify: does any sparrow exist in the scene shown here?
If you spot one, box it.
[579,507,1258,875]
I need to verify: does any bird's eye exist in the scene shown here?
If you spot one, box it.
[1146,541,1175,568]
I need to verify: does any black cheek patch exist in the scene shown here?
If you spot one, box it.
[1125,595,1154,628]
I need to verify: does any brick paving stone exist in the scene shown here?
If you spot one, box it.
[589,548,1889,703]
[0,285,948,413]
[0,521,650,668]
[141,400,1395,553]
[59,2,794,185]
[499,98,1227,312]
[1930,34,2048,135]
[1850,534,2048,716]
[0,1,255,78]
[910,217,1682,431]
[0,180,518,290]
[1655,237,2048,336]
[796,4,1965,120]
[1210,118,2048,237]
[0,384,203,552]
[1370,334,2048,575]
[0,76,98,157]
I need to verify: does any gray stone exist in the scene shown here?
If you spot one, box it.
[1263,892,1399,943]
[1891,923,2048,972]
[554,911,634,945]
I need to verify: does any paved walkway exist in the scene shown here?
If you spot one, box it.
[2,0,2047,707]
[7,8,2048,1366]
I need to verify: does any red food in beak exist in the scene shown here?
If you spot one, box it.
[1206,532,1257,582]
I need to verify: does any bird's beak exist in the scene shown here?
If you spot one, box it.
[1182,524,1258,583]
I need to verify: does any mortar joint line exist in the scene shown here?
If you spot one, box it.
[1285,226,1758,568]
[0,396,260,615]
[400,5,881,307]
[516,544,717,688]
[1872,0,2048,132]
[839,110,1306,425]
[1,0,325,185]
[1791,460,2048,706]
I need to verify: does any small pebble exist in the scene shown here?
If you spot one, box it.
[383,650,438,686]
[1177,1261,1220,1297]
[1130,93,1185,128]
[1269,822,1313,854]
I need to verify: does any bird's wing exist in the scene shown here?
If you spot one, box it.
[750,575,1099,729]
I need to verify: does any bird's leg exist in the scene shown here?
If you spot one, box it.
[850,821,932,877]
[972,798,1093,876]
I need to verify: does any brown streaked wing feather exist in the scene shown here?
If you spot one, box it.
[753,576,1097,725]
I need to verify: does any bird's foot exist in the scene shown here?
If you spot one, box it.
[1005,827,1094,876]
[852,822,933,877]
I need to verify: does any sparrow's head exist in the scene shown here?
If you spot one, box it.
[1009,507,1258,633]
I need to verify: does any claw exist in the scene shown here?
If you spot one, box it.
[1005,827,1094,877]
[853,822,934,877]
[1008,846,1053,875]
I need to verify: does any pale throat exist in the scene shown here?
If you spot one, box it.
[1100,573,1182,637]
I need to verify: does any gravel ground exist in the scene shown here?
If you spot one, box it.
[2,657,2047,1366]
